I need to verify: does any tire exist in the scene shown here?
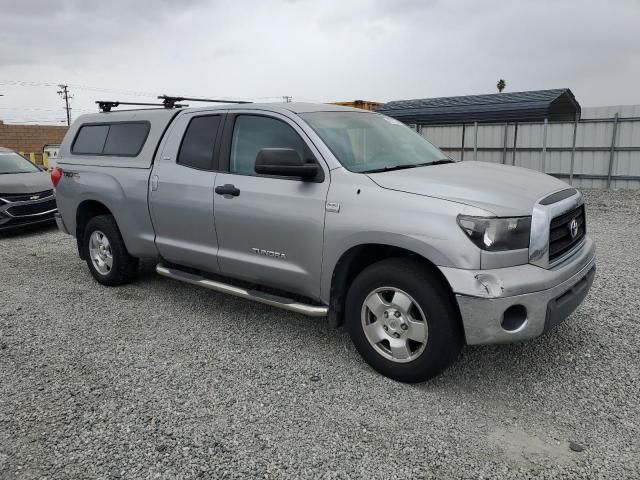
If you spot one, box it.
[345,257,463,383]
[83,214,139,286]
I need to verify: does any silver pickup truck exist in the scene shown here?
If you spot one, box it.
[53,102,595,382]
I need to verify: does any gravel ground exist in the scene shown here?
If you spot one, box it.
[1,189,639,479]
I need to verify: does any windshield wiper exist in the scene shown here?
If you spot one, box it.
[428,158,455,165]
[363,159,454,174]
[362,164,420,173]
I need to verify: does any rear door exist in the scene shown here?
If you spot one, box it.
[149,111,225,272]
[212,111,330,299]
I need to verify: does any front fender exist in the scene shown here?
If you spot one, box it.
[319,175,486,303]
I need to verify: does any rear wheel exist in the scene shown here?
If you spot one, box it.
[83,215,138,286]
[345,257,463,382]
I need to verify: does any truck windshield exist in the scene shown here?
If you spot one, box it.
[0,152,41,174]
[300,112,452,173]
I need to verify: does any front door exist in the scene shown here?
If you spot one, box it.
[213,112,330,299]
[149,112,224,272]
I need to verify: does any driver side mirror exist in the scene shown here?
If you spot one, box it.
[255,148,319,180]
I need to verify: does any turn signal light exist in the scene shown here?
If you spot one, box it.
[51,167,63,188]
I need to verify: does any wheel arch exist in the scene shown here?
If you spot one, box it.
[327,243,461,330]
[75,200,114,259]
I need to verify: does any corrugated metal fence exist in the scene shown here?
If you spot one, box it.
[418,105,640,189]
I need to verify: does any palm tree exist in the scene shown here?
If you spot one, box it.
[497,79,506,93]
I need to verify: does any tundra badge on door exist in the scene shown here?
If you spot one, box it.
[252,248,287,260]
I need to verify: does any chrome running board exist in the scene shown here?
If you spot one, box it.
[156,264,328,317]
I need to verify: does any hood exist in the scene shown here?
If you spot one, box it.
[367,161,570,216]
[0,171,53,194]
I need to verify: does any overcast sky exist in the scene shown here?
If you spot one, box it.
[1,0,639,124]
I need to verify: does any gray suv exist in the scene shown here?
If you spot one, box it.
[52,103,595,382]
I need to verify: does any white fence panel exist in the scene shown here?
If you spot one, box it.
[546,151,572,176]
[546,122,574,148]
[514,150,544,172]
[476,124,503,149]
[517,123,545,148]
[617,121,640,147]
[420,126,462,149]
[417,112,640,189]
[576,122,613,148]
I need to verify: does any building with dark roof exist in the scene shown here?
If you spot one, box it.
[376,89,581,125]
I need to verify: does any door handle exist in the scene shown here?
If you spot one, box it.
[151,175,159,191]
[215,184,240,197]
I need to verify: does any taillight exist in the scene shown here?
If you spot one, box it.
[51,167,63,188]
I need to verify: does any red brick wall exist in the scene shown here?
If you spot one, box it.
[0,121,69,165]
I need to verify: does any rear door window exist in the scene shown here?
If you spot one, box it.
[72,122,150,156]
[177,115,222,170]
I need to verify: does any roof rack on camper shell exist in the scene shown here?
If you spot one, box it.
[95,101,188,112]
[96,95,252,112]
[157,95,252,108]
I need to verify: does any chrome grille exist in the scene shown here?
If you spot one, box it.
[6,199,57,217]
[0,190,54,203]
[549,205,586,262]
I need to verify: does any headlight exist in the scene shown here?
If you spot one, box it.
[457,215,531,251]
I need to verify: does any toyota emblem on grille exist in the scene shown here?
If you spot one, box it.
[569,218,579,239]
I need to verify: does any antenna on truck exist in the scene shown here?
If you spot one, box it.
[158,95,252,108]
[96,100,188,112]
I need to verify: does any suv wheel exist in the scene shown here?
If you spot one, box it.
[83,215,138,286]
[345,257,463,382]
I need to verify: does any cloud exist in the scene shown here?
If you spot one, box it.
[0,0,639,124]
[0,0,210,67]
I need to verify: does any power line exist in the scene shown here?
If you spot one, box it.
[0,79,318,122]
[0,80,159,99]
[1,79,299,103]
[0,106,90,113]
[0,80,260,103]
[0,80,57,87]
[69,83,159,98]
[1,118,67,124]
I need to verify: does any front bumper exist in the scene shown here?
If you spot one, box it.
[439,236,596,345]
[0,214,56,232]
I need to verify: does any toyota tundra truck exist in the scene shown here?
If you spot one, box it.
[52,102,596,382]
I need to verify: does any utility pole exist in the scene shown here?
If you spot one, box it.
[282,96,292,103]
[57,84,72,126]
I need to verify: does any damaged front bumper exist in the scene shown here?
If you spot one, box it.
[439,237,596,345]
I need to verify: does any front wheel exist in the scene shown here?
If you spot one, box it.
[345,258,463,382]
